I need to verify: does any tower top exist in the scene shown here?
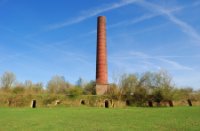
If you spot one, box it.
[98,16,106,18]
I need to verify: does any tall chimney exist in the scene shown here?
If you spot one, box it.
[96,16,108,95]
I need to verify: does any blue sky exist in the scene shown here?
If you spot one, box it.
[0,0,200,89]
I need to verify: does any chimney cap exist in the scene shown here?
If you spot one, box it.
[98,16,106,19]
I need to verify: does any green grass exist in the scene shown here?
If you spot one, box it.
[0,106,200,131]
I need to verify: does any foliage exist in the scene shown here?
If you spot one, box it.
[66,87,83,97]
[173,87,194,100]
[12,85,25,94]
[83,80,96,95]
[0,71,16,89]
[106,83,119,99]
[132,86,148,106]
[42,94,58,105]
[118,74,138,95]
[47,75,70,93]
[116,70,175,106]
[76,77,85,88]
[0,71,199,107]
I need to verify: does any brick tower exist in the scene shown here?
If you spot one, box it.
[96,16,108,95]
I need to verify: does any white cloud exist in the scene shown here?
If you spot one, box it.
[47,0,139,30]
[157,58,193,71]
[137,0,200,43]
[108,6,182,29]
[193,1,200,6]
[109,51,193,71]
[82,6,182,37]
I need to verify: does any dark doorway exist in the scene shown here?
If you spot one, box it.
[55,100,60,105]
[126,100,130,106]
[32,100,36,108]
[105,100,109,108]
[81,100,85,105]
[187,99,192,106]
[148,100,153,107]
[168,100,173,107]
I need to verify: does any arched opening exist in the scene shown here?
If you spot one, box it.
[55,100,60,105]
[105,100,109,108]
[126,100,130,106]
[168,100,173,107]
[187,99,192,106]
[148,100,153,107]
[81,100,86,105]
[31,100,36,108]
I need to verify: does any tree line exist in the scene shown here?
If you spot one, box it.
[0,71,199,106]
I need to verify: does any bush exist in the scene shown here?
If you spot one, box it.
[12,86,25,94]
[67,87,83,97]
[83,81,96,95]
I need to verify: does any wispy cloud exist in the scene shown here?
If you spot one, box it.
[82,6,183,37]
[83,1,200,43]
[47,0,139,30]
[23,40,93,67]
[137,0,200,43]
[157,57,193,71]
[109,13,157,28]
[167,15,200,42]
[108,6,182,29]
[72,1,200,40]
[0,23,93,68]
[109,51,193,71]
[193,1,200,6]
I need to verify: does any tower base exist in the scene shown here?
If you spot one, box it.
[96,84,108,95]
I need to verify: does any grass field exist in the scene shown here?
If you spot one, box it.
[0,106,200,131]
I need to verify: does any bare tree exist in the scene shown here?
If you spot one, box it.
[76,77,85,88]
[119,74,138,95]
[47,75,69,93]
[0,71,16,89]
